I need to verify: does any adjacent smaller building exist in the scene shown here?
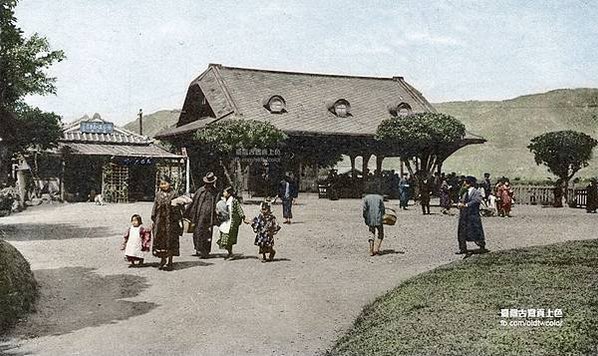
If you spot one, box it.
[27,115,184,203]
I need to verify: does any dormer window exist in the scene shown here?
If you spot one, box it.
[329,99,351,118]
[263,95,286,114]
[388,102,412,117]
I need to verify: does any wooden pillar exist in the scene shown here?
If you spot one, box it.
[376,155,384,176]
[399,158,404,176]
[362,154,371,177]
[349,155,356,178]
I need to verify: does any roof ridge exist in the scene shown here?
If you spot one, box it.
[393,78,437,113]
[210,65,242,116]
[217,64,400,81]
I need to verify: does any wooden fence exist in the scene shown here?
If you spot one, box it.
[512,185,586,208]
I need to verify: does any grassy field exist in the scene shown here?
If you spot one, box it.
[328,239,598,356]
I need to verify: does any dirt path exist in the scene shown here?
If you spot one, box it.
[0,195,595,355]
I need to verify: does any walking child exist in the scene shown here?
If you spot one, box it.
[251,201,281,262]
[121,214,152,267]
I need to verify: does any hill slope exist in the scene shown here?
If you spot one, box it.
[436,88,598,180]
[123,109,180,138]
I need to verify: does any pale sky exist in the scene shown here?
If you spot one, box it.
[16,0,598,125]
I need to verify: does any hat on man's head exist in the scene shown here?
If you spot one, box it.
[465,176,477,185]
[203,172,217,184]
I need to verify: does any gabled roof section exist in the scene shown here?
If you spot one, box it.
[158,64,439,138]
[62,115,151,145]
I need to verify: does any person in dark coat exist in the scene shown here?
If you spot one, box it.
[586,178,598,213]
[456,176,488,255]
[419,178,432,215]
[398,173,410,210]
[185,172,219,258]
[362,184,385,256]
[278,175,298,224]
[151,176,183,270]
[482,173,492,200]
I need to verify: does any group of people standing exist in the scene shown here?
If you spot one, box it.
[121,172,298,269]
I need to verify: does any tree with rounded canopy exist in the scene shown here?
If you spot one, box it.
[376,112,466,180]
[0,0,65,184]
[194,119,287,192]
[528,130,598,204]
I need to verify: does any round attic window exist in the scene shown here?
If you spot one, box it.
[332,99,351,117]
[263,95,286,113]
[388,102,412,117]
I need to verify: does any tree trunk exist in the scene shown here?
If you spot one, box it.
[219,159,235,190]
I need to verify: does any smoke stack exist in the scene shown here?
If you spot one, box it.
[138,109,143,136]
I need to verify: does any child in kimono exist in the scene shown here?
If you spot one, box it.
[121,214,152,267]
[251,201,281,262]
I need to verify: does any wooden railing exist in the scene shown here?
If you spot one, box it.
[512,185,586,208]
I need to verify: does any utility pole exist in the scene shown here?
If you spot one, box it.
[138,109,143,135]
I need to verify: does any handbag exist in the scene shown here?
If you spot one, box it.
[183,218,195,233]
[383,208,397,225]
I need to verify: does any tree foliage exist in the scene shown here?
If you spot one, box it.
[0,0,65,183]
[0,1,65,110]
[194,119,287,190]
[376,112,466,177]
[528,130,598,182]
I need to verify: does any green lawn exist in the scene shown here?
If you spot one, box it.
[328,240,598,356]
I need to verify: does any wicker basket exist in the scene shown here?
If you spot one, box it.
[383,208,397,225]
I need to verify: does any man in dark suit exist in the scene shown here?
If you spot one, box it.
[278,174,298,224]
[456,176,488,255]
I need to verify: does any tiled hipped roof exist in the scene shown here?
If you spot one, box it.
[157,64,438,138]
[62,117,151,144]
[59,117,182,159]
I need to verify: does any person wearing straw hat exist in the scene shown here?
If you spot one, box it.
[456,176,488,255]
[186,172,219,258]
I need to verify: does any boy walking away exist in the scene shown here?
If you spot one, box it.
[419,178,432,215]
[251,202,281,262]
[362,184,385,256]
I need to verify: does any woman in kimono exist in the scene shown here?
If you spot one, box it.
[217,187,248,259]
[497,179,514,217]
[439,177,452,214]
[151,176,183,270]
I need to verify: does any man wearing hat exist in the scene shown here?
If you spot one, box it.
[456,176,488,255]
[185,172,219,258]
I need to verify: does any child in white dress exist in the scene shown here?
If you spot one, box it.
[121,214,152,267]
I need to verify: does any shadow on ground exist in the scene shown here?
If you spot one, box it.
[6,267,158,339]
[0,224,116,241]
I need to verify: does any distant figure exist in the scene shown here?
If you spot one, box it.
[419,178,432,215]
[186,172,219,258]
[278,175,298,224]
[439,177,452,214]
[497,179,514,217]
[251,201,281,262]
[94,194,105,206]
[121,214,152,267]
[482,173,492,200]
[553,179,564,208]
[362,185,385,256]
[586,179,598,213]
[456,176,488,255]
[398,173,410,210]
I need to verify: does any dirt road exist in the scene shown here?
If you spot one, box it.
[0,195,594,355]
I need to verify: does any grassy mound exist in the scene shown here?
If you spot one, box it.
[328,240,598,355]
[0,239,38,334]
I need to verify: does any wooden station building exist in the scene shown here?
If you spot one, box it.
[156,64,485,193]
[29,116,184,203]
